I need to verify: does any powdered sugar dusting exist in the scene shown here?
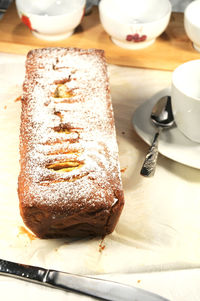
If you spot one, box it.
[18,48,124,236]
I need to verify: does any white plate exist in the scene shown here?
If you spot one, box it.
[132,88,200,169]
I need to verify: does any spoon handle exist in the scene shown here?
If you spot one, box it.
[140,128,161,177]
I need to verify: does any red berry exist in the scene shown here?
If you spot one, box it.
[140,35,147,41]
[126,34,133,41]
[131,33,139,42]
[21,15,33,31]
[133,33,139,39]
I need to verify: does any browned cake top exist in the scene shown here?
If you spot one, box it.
[20,47,123,215]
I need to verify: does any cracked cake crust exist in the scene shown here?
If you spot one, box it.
[18,47,124,238]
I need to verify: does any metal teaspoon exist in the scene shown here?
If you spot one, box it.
[140,95,174,177]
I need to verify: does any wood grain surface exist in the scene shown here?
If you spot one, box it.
[0,3,200,70]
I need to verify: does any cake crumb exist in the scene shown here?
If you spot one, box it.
[18,226,36,240]
[120,167,127,173]
[137,279,141,283]
[4,105,7,109]
[15,96,22,102]
[99,238,106,253]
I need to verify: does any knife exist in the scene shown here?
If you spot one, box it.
[0,259,169,301]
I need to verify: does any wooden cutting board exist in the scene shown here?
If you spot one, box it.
[0,3,200,71]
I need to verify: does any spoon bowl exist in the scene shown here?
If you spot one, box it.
[140,95,174,177]
[151,95,174,128]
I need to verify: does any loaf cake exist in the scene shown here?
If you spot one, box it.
[18,47,124,238]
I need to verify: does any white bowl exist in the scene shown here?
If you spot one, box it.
[99,0,172,49]
[184,0,200,52]
[171,60,200,143]
[16,0,86,41]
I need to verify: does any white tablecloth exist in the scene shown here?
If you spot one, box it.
[0,52,200,301]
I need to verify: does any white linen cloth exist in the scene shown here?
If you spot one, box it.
[0,52,200,300]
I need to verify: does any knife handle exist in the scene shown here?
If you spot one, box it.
[0,259,47,283]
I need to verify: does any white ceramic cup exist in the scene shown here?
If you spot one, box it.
[184,0,200,52]
[171,59,200,143]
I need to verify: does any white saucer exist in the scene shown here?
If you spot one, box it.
[132,89,200,169]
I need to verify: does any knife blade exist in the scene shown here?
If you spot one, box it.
[0,258,169,301]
